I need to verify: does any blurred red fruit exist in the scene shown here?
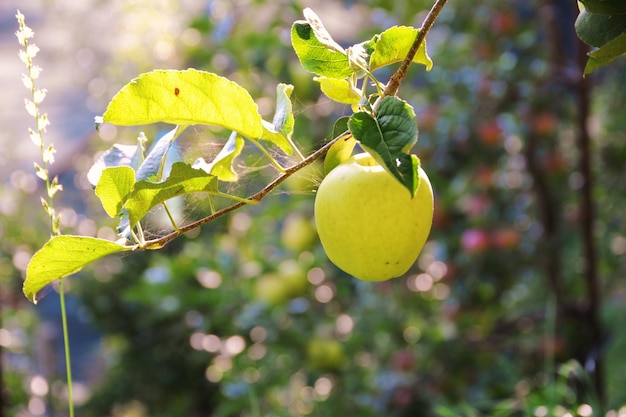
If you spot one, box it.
[477,120,503,147]
[460,228,490,253]
[532,112,557,136]
[490,11,518,35]
[491,228,520,250]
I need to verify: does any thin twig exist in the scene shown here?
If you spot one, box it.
[383,0,448,97]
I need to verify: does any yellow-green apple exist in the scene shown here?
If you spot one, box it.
[314,152,433,281]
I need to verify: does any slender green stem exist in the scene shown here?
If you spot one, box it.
[130,224,146,247]
[207,194,216,214]
[211,191,258,205]
[287,136,306,161]
[58,279,74,417]
[250,139,286,173]
[162,201,181,232]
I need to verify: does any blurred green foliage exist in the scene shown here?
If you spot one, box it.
[2,0,626,416]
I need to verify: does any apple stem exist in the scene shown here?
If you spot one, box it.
[383,0,448,97]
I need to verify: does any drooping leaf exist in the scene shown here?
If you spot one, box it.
[102,69,267,138]
[87,136,144,187]
[579,0,626,15]
[259,121,294,155]
[314,77,362,104]
[302,8,345,53]
[125,162,219,227]
[576,9,626,47]
[24,235,129,303]
[193,131,245,182]
[136,126,180,181]
[273,83,295,139]
[348,96,419,195]
[95,166,136,217]
[368,26,433,72]
[584,32,626,73]
[254,83,296,156]
[291,22,352,79]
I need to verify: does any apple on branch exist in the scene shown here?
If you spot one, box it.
[314,152,434,281]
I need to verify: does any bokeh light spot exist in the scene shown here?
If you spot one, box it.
[196,268,222,289]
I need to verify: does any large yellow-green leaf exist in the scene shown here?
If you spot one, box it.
[103,69,265,138]
[25,236,129,303]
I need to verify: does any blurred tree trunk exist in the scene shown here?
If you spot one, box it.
[575,27,604,406]
[535,0,605,406]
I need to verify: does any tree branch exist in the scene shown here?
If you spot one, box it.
[383,0,448,97]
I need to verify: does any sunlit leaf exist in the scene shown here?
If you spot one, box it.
[368,26,433,71]
[348,96,420,195]
[291,22,352,79]
[95,166,136,217]
[314,77,362,104]
[125,162,219,226]
[24,236,129,303]
[103,69,265,137]
[193,131,245,182]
